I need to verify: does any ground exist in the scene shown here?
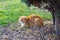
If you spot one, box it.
[0,21,60,40]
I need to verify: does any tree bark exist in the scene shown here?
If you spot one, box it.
[54,10,60,36]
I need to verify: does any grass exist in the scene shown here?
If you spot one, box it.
[0,0,52,26]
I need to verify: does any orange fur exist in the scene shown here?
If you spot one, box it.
[19,14,44,27]
[19,16,29,27]
[27,14,44,27]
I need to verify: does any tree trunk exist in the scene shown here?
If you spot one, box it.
[51,13,55,25]
[54,10,60,36]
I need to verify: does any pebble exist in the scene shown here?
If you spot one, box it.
[0,25,56,40]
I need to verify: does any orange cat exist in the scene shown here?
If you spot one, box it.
[19,14,44,27]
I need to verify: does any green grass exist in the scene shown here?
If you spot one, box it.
[0,0,52,26]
